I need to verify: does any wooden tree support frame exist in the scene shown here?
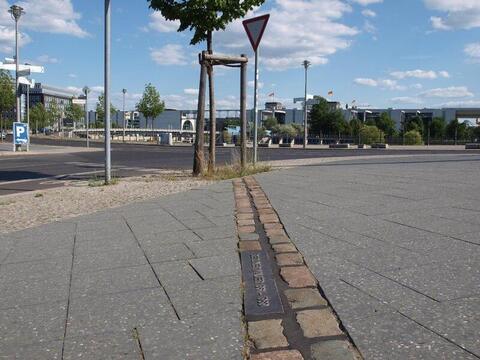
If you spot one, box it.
[193,51,248,176]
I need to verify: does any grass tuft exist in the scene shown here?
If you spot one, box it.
[203,163,271,181]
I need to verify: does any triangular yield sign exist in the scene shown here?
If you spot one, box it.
[243,14,270,52]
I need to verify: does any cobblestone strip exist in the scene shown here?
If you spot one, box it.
[234,177,362,360]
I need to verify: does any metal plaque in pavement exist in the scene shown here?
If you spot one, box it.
[241,251,284,316]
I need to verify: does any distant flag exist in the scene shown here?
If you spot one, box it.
[327,90,333,96]
[268,92,275,97]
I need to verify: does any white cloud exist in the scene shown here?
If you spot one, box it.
[391,96,424,105]
[354,77,405,90]
[424,0,480,30]
[351,0,383,5]
[390,69,450,79]
[37,54,58,64]
[464,42,480,62]
[148,12,180,33]
[354,78,378,87]
[151,44,188,66]
[420,86,474,98]
[411,83,423,90]
[68,73,77,78]
[361,9,376,17]
[18,0,88,37]
[434,99,480,108]
[248,80,264,89]
[184,88,199,96]
[216,0,359,71]
[0,0,86,54]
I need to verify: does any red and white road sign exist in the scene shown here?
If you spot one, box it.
[242,14,270,52]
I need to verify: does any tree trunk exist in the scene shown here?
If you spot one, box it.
[193,53,207,176]
[207,31,216,174]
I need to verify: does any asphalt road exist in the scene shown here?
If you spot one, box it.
[1,139,479,196]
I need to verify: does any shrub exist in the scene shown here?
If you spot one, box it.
[359,125,385,145]
[223,130,232,144]
[404,130,423,145]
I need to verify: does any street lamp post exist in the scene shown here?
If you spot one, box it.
[302,60,311,149]
[401,110,406,146]
[122,88,127,142]
[83,86,90,148]
[104,0,111,184]
[9,5,25,124]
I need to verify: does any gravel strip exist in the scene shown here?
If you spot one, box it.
[1,171,211,234]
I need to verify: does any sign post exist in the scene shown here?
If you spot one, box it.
[243,14,269,165]
[13,122,29,152]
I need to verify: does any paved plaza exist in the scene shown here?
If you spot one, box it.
[0,153,479,359]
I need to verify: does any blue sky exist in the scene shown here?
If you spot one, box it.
[1,0,480,111]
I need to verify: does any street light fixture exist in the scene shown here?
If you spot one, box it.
[122,88,127,142]
[302,60,311,149]
[83,86,90,148]
[9,5,25,124]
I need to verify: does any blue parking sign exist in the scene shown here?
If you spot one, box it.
[13,122,29,145]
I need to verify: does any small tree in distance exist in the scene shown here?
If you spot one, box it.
[136,83,165,133]
[96,93,118,128]
[0,70,15,136]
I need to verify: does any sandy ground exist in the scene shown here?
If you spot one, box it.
[1,171,211,234]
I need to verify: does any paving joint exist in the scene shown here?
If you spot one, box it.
[124,217,181,320]
[234,177,362,359]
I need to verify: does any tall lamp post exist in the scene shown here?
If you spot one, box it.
[122,88,127,142]
[360,110,372,145]
[104,0,111,184]
[302,60,311,149]
[83,86,90,148]
[9,5,25,124]
[401,110,406,146]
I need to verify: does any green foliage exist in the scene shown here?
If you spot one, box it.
[309,96,348,136]
[430,117,445,139]
[376,112,397,137]
[136,83,165,130]
[30,103,52,131]
[446,119,469,140]
[272,124,297,138]
[404,130,423,145]
[223,118,240,129]
[222,130,232,144]
[0,70,15,114]
[359,125,385,145]
[148,0,266,46]
[290,123,304,136]
[406,115,423,135]
[0,70,15,131]
[96,93,118,127]
[48,101,61,130]
[263,116,278,130]
[65,103,84,123]
[258,126,268,138]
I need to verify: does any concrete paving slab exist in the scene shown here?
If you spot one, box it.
[67,288,176,337]
[63,331,141,360]
[167,276,241,319]
[0,301,67,348]
[71,264,158,298]
[189,254,240,280]
[143,242,195,263]
[187,238,237,258]
[139,312,243,360]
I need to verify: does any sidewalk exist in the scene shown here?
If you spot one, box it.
[1,153,479,359]
[0,182,243,359]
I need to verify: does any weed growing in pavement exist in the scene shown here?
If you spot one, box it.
[0,199,15,206]
[203,163,271,180]
[34,193,43,198]
[88,173,119,187]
